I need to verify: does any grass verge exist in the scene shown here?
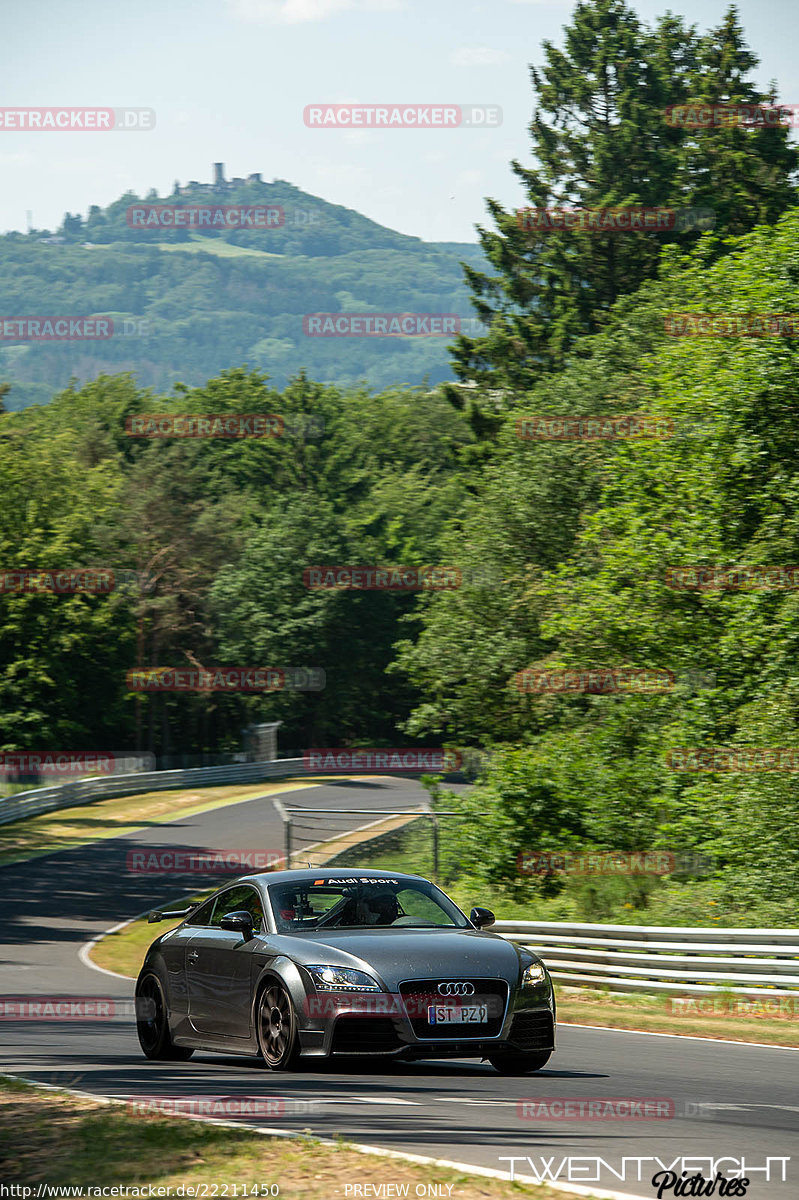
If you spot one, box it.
[556,987,799,1046]
[0,1077,586,1199]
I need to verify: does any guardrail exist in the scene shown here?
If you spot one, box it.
[0,757,468,828]
[0,758,308,827]
[494,920,799,997]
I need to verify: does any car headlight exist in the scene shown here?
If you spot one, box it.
[306,965,381,992]
[522,962,548,987]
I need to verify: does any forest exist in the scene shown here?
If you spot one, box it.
[2,0,799,924]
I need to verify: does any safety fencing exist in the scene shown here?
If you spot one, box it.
[493,920,799,997]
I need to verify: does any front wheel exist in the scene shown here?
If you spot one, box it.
[489,1050,551,1075]
[257,981,299,1070]
[135,971,194,1061]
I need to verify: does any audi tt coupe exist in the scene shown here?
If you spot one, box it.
[135,868,556,1073]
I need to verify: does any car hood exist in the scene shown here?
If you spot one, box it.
[263,926,536,988]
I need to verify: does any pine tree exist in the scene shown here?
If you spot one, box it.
[447,1,797,415]
[674,8,798,236]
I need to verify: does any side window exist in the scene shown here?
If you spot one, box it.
[211,885,264,933]
[185,897,216,927]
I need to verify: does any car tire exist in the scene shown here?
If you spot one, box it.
[488,1050,552,1074]
[135,970,194,1061]
[256,980,300,1070]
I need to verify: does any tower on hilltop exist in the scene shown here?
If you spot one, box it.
[213,163,226,188]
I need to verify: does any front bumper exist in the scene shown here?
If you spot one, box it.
[297,979,555,1058]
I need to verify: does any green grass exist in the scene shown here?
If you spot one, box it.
[0,1077,588,1199]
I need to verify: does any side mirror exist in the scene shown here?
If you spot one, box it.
[220,910,254,937]
[470,906,495,929]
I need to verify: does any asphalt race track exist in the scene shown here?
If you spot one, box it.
[1,776,797,1199]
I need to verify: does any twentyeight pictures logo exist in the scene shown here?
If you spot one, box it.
[0,107,155,130]
[304,104,501,128]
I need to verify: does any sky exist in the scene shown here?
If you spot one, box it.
[2,0,798,245]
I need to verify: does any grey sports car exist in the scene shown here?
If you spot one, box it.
[135,868,556,1074]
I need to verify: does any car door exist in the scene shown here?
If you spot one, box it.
[186,884,265,1039]
[161,895,218,1019]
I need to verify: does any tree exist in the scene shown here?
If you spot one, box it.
[446,1,797,420]
[674,8,798,237]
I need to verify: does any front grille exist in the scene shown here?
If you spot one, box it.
[331,1016,402,1054]
[508,1009,555,1050]
[399,978,508,1039]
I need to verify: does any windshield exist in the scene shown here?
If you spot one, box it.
[267,878,468,932]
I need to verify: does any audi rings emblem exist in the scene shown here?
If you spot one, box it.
[437,981,475,996]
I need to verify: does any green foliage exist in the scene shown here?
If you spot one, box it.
[449,0,798,409]
[399,205,799,923]
[0,370,472,756]
[0,179,486,409]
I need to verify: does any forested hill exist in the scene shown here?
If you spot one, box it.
[1,172,486,409]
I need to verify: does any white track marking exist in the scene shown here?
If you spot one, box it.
[0,1072,653,1200]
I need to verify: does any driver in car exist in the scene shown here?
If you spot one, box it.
[356,890,400,925]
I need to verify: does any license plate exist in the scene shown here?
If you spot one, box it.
[427,1003,488,1025]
